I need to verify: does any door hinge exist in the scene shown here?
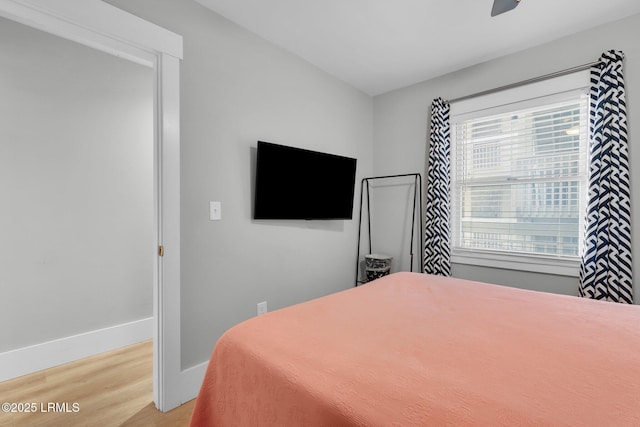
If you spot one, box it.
[158,245,164,257]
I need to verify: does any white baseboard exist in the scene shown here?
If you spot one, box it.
[0,317,153,382]
[179,360,208,405]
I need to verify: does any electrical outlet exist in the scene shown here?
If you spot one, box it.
[257,301,267,316]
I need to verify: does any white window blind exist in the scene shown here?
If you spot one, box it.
[451,90,589,265]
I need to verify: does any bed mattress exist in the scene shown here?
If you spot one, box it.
[190,272,640,426]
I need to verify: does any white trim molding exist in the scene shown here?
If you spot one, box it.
[155,51,184,411]
[453,249,581,277]
[180,361,209,404]
[0,0,182,65]
[0,318,153,383]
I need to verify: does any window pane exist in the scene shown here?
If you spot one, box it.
[452,97,588,258]
[459,183,581,256]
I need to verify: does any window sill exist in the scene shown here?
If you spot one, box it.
[452,249,580,277]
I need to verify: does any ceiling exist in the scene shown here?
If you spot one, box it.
[194,0,640,96]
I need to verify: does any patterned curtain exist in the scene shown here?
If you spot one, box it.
[579,50,632,303]
[424,98,451,276]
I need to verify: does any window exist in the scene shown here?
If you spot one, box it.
[450,72,589,276]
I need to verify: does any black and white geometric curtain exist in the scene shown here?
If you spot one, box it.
[579,50,633,303]
[424,97,452,276]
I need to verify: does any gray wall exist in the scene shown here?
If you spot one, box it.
[97,2,638,371]
[0,18,154,351]
[373,13,640,299]
[105,0,374,368]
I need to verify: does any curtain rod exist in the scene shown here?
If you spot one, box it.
[447,60,600,104]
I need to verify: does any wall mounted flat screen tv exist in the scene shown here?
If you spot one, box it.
[254,141,357,220]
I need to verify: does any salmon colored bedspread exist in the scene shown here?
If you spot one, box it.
[190,272,640,426]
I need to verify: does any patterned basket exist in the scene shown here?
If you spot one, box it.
[364,254,392,282]
[365,267,391,282]
[365,253,392,269]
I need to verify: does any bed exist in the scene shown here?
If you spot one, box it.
[190,272,640,426]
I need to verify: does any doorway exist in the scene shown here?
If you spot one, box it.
[0,0,183,412]
[0,15,154,366]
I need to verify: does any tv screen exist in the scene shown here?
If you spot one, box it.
[254,141,357,220]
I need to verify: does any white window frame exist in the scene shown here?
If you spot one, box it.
[450,71,590,277]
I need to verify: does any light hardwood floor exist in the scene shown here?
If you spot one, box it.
[0,341,195,427]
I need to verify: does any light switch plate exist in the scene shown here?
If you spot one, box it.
[209,201,221,220]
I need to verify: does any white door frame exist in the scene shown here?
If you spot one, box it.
[0,0,184,411]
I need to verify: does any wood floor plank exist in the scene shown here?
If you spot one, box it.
[0,341,195,427]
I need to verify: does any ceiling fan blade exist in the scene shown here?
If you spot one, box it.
[491,0,520,17]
